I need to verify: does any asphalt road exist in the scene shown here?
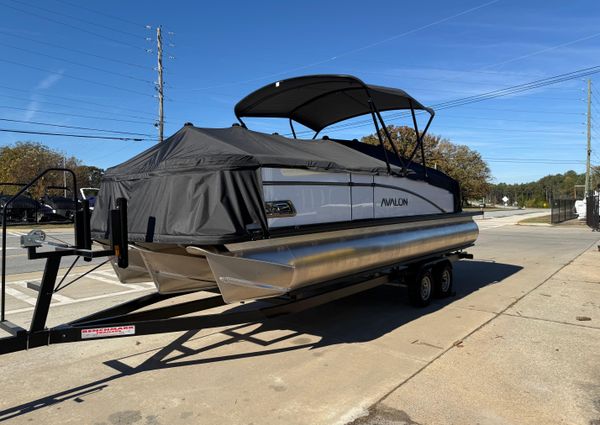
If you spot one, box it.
[0,211,598,424]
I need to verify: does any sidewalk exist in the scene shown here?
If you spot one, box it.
[353,240,600,424]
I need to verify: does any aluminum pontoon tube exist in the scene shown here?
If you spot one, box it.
[136,245,218,294]
[189,214,478,303]
[106,246,152,284]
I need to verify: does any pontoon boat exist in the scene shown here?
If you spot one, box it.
[91,75,479,303]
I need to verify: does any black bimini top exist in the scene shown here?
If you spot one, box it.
[234,74,434,133]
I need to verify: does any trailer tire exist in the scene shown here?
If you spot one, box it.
[433,263,453,298]
[408,268,433,307]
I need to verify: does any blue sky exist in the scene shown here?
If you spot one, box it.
[1,0,599,183]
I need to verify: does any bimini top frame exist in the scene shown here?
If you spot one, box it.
[234,74,435,176]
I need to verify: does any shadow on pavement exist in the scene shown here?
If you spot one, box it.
[0,260,521,421]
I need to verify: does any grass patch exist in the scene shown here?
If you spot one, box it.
[518,215,551,224]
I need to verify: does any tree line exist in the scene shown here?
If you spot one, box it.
[0,142,103,198]
[362,125,491,203]
[488,169,599,208]
[2,137,590,209]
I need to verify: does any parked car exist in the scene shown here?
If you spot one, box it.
[41,186,77,221]
[0,192,39,223]
[0,183,60,224]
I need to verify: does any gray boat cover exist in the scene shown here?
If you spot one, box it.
[91,124,399,244]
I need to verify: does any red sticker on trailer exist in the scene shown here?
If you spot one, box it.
[81,325,135,339]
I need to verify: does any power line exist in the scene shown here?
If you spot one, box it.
[0,128,155,141]
[0,29,150,70]
[0,105,155,125]
[0,1,146,51]
[354,83,581,101]
[0,58,153,97]
[7,0,145,39]
[0,118,155,137]
[188,0,501,91]
[287,65,600,137]
[350,64,574,85]
[353,65,600,132]
[92,143,140,162]
[0,42,153,84]
[0,93,156,121]
[479,32,600,71]
[52,0,149,29]
[0,84,156,118]
[431,65,600,110]
[410,33,600,91]
[437,114,582,126]
[438,125,581,136]
[593,105,600,118]
[591,91,600,108]
[449,106,583,115]
[484,157,585,164]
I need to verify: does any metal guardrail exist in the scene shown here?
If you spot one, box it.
[586,194,599,231]
[550,198,576,224]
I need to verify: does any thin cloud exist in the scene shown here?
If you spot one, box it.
[24,100,39,121]
[35,71,64,90]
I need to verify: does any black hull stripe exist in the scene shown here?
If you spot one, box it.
[262,180,447,213]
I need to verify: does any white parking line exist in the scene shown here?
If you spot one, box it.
[51,293,74,303]
[4,287,37,305]
[5,280,28,287]
[4,286,154,315]
[92,270,155,288]
[88,273,145,290]
[6,231,26,236]
[93,270,122,279]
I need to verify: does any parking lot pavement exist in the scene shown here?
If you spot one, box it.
[364,241,600,425]
[0,265,155,321]
[0,213,598,424]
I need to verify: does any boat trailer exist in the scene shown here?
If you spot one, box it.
[0,169,473,356]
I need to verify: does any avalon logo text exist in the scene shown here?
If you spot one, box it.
[380,197,409,207]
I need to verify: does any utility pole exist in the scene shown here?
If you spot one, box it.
[63,156,67,197]
[156,26,164,143]
[585,79,592,194]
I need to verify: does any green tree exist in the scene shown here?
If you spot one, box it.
[489,169,593,207]
[0,141,104,198]
[75,165,104,188]
[361,125,491,203]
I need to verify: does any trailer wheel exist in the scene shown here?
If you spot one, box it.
[408,268,433,307]
[433,263,453,298]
